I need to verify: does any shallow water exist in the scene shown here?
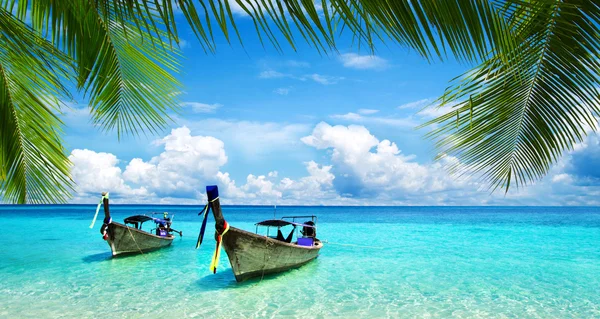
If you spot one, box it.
[1,206,599,318]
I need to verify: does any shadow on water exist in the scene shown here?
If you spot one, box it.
[82,252,113,263]
[196,269,239,290]
[82,246,174,263]
[195,261,320,291]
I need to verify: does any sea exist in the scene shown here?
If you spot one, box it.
[1,205,599,318]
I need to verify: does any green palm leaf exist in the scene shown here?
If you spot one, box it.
[0,9,74,203]
[21,0,181,138]
[423,1,600,192]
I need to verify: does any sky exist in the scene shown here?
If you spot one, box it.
[60,8,600,206]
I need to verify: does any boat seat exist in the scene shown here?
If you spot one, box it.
[297,237,314,246]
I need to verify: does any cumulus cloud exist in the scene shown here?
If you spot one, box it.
[69,149,148,198]
[67,120,600,205]
[67,125,336,204]
[122,126,227,197]
[217,161,337,203]
[339,53,389,70]
[301,122,469,199]
[278,161,336,201]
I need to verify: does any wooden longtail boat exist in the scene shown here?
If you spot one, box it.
[91,193,181,256]
[197,185,323,282]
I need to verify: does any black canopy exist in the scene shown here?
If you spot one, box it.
[255,219,315,228]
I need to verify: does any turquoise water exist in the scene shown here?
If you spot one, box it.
[1,206,599,318]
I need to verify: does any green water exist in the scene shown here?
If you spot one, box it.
[1,206,599,318]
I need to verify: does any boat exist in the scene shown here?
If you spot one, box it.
[90,192,182,256]
[196,185,323,282]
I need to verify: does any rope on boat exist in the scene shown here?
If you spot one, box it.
[322,240,385,250]
[259,233,275,283]
[209,220,229,273]
[126,225,145,256]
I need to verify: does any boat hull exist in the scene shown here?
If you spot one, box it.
[222,226,322,282]
[107,222,174,256]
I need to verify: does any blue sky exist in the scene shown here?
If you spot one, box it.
[61,9,600,205]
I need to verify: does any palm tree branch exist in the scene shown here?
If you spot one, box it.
[423,0,600,192]
[0,8,74,203]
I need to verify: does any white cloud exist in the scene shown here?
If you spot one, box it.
[177,119,311,160]
[278,161,336,201]
[178,39,190,49]
[122,126,228,197]
[227,0,268,16]
[396,98,457,118]
[339,53,389,70]
[180,102,222,113]
[69,149,148,198]
[307,73,344,85]
[330,112,416,128]
[259,69,344,85]
[274,87,291,95]
[67,119,600,206]
[331,112,363,121]
[418,104,457,118]
[398,99,432,109]
[358,109,379,115]
[285,60,310,68]
[259,70,287,79]
[552,173,573,183]
[301,122,469,199]
[242,174,282,199]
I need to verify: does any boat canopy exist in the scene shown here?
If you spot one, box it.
[124,215,169,226]
[255,219,315,228]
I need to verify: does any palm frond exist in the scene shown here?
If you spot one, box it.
[18,0,513,59]
[18,1,181,138]
[86,3,182,138]
[0,8,74,203]
[423,0,600,192]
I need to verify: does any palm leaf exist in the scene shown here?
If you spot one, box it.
[19,1,181,138]
[423,0,600,192]
[0,8,74,203]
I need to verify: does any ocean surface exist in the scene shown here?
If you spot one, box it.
[1,205,599,318]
